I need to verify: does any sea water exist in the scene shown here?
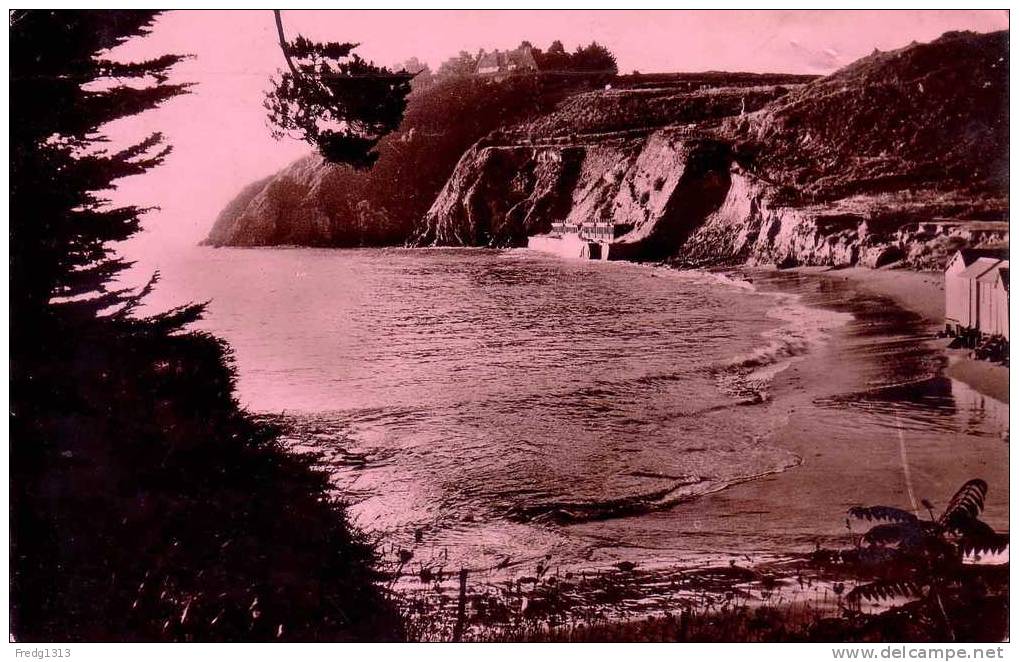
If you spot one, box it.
[141,247,1007,578]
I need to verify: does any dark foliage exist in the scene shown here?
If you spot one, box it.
[730,30,1009,202]
[567,42,618,74]
[436,50,479,79]
[11,10,402,641]
[432,40,618,81]
[209,72,608,247]
[814,480,1008,641]
[532,40,618,74]
[264,13,414,167]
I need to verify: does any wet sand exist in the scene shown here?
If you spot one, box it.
[560,267,1008,572]
[712,269,1009,544]
[789,266,945,321]
[788,265,1008,404]
[944,352,1009,403]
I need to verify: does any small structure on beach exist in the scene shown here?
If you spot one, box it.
[529,220,637,261]
[944,248,1009,342]
[980,267,1009,341]
[550,220,634,242]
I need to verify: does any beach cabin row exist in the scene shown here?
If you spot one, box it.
[944,248,1009,341]
[550,221,634,241]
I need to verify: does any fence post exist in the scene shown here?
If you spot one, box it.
[451,568,468,642]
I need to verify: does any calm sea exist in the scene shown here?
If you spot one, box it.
[141,247,1008,578]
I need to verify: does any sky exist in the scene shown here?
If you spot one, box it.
[106,9,1009,261]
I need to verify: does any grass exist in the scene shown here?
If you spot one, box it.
[389,553,1007,642]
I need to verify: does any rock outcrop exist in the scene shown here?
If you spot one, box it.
[205,73,615,247]
[417,30,1009,268]
[682,167,1009,270]
[204,156,366,247]
[416,131,736,260]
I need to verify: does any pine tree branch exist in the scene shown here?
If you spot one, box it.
[274,10,302,81]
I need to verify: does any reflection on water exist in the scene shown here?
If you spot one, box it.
[950,377,1010,441]
[818,376,1009,439]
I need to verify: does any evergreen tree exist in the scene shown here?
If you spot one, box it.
[536,39,571,71]
[572,41,618,74]
[10,10,194,342]
[264,11,414,168]
[11,10,402,641]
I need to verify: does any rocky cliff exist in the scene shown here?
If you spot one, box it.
[205,156,370,246]
[205,73,615,247]
[415,132,738,261]
[417,30,1009,269]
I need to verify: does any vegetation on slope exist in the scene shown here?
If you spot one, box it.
[520,73,814,139]
[207,72,611,246]
[730,30,1009,204]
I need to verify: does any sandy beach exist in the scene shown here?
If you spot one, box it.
[400,263,1011,639]
[632,266,1011,552]
[789,266,1008,404]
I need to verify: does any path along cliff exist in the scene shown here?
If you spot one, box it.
[413,30,1008,269]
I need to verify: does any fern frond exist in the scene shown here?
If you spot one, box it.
[846,579,925,607]
[950,517,996,538]
[939,479,988,528]
[849,506,918,523]
[960,533,1010,559]
[863,521,925,547]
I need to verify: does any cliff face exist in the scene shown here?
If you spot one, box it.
[415,132,732,255]
[205,156,366,246]
[205,74,613,247]
[682,169,1009,270]
[415,81,782,255]
[417,30,1009,268]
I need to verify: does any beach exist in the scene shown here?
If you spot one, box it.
[788,266,1008,404]
[571,266,1008,570]
[146,248,1010,637]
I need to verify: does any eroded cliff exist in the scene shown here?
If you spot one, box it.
[417,30,1009,268]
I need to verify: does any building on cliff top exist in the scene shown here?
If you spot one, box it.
[945,249,1009,342]
[476,45,538,79]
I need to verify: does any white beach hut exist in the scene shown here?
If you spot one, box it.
[981,260,1008,341]
[944,249,1009,335]
[957,257,1004,334]
[976,264,1005,337]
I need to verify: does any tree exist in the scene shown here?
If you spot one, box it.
[534,39,617,74]
[10,9,193,346]
[11,10,402,641]
[264,10,414,168]
[436,50,478,79]
[572,41,618,74]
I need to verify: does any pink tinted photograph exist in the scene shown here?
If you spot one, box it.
[9,8,1009,645]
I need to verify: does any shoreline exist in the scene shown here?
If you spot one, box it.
[402,257,1009,639]
[782,265,1008,405]
[209,247,1007,640]
[647,263,1009,559]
